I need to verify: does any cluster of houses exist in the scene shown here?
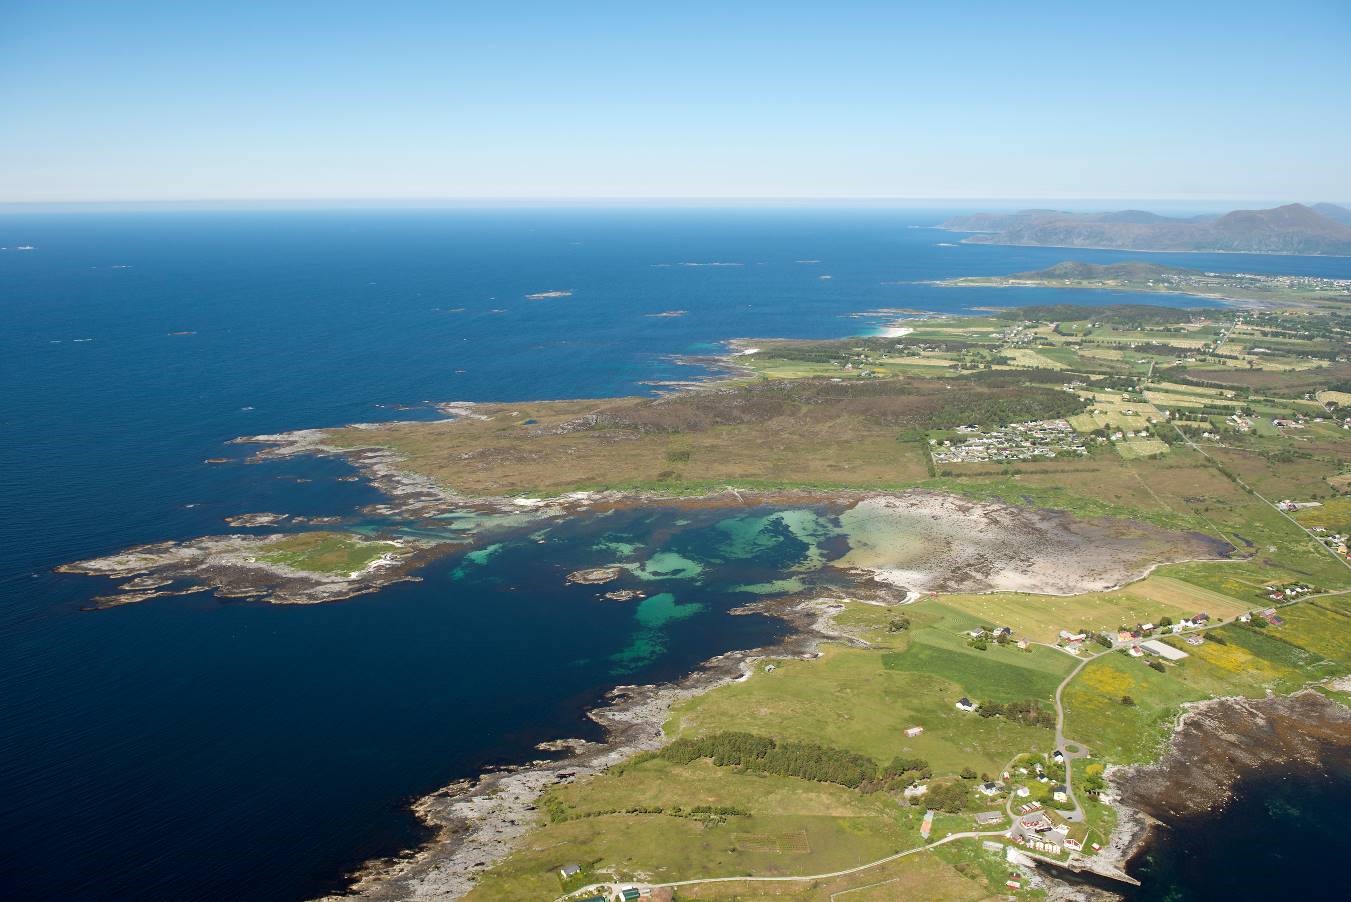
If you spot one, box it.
[1056,629,1091,654]
[964,625,1027,649]
[1262,583,1315,602]
[1308,527,1350,558]
[930,419,1087,464]
[558,870,658,902]
[1055,612,1215,658]
[1012,756,1062,791]
[1244,608,1285,626]
[1270,414,1341,430]
[1010,811,1079,855]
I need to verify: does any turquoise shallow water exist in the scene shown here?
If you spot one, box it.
[2,207,1343,900]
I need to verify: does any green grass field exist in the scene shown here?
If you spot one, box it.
[1063,602,1351,763]
[669,601,1073,776]
[671,840,1010,900]
[1062,652,1207,763]
[938,577,1250,643]
[464,596,1065,899]
[256,532,403,574]
[464,757,964,900]
[447,305,1351,899]
[1115,438,1170,459]
[1294,497,1351,532]
[668,644,1059,775]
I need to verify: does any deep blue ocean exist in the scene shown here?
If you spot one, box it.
[1126,759,1351,901]
[3,207,1349,900]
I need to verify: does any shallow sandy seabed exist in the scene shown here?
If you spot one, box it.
[312,492,1229,900]
[59,427,1236,897]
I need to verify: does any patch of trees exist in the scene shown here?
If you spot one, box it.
[859,756,933,793]
[976,699,1055,728]
[1265,448,1312,464]
[657,731,880,789]
[756,338,979,364]
[541,793,751,825]
[1126,343,1199,358]
[1192,404,1250,416]
[592,370,1089,435]
[883,756,932,779]
[995,304,1197,326]
[1083,763,1107,795]
[920,390,1087,430]
[887,616,911,632]
[1091,375,1140,391]
[925,781,972,813]
[967,369,1072,387]
[1154,370,1253,395]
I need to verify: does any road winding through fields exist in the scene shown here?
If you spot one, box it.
[555,829,1009,901]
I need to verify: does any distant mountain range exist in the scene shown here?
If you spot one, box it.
[939,203,1351,256]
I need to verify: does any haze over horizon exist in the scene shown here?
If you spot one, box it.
[2,0,1349,204]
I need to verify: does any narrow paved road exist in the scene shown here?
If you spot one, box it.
[555,831,1009,901]
[1052,650,1107,822]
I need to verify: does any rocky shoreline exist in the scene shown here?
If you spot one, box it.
[240,420,1232,595]
[57,533,436,607]
[56,411,1262,898]
[1077,688,1351,898]
[57,413,1231,610]
[320,597,855,900]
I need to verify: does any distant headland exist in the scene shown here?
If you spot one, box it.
[939,202,1351,256]
[936,260,1351,309]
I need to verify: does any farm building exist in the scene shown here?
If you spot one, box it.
[1140,639,1189,661]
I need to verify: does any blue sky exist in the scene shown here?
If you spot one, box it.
[2,0,1348,203]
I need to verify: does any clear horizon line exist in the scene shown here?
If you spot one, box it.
[1,194,1343,211]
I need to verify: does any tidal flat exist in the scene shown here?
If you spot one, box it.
[56,488,1230,611]
[14,209,1347,902]
[52,448,1235,898]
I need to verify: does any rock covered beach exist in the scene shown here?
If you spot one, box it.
[1068,689,1351,899]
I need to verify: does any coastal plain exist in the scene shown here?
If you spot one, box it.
[266,292,1345,900]
[52,278,1351,901]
